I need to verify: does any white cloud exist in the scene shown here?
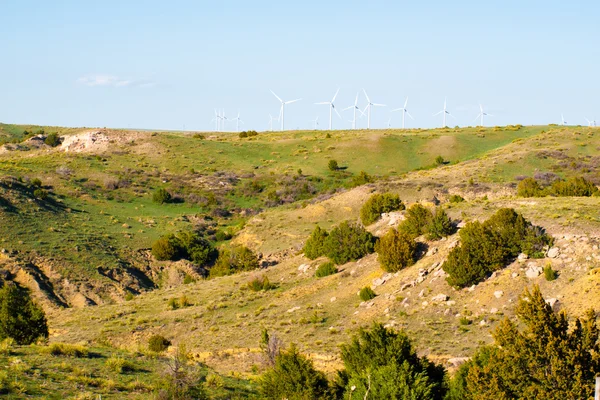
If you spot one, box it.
[77,74,156,88]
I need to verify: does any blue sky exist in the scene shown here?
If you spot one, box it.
[1,0,598,131]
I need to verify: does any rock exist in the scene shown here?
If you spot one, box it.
[546,298,559,309]
[479,319,487,326]
[431,294,449,302]
[448,357,470,368]
[468,285,476,292]
[512,272,519,278]
[297,264,310,273]
[287,306,301,313]
[401,282,414,291]
[446,300,456,306]
[526,265,543,279]
[490,308,499,314]
[415,276,426,284]
[418,290,425,298]
[426,247,439,257]
[547,247,560,258]
[418,268,428,277]
[456,221,467,229]
[449,240,459,249]
[517,253,528,262]
[422,301,429,306]
[494,291,504,299]
[330,297,337,303]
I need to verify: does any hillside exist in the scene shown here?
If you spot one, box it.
[1,123,600,397]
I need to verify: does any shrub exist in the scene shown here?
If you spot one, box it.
[33,188,48,200]
[338,323,448,400]
[179,295,191,307]
[239,131,248,138]
[328,159,339,171]
[30,178,42,187]
[0,284,48,345]
[359,287,376,301]
[303,226,329,260]
[399,204,433,238]
[214,230,232,242]
[152,236,178,261]
[360,193,405,225]
[449,194,464,203]
[248,275,275,291]
[517,177,544,197]
[44,132,61,147]
[442,208,552,288]
[148,335,171,353]
[543,264,558,281]
[205,373,224,388]
[193,133,205,139]
[323,221,375,265]
[209,246,259,277]
[43,343,89,358]
[435,155,445,165]
[167,298,179,310]
[550,176,599,197]
[375,229,417,272]
[152,188,172,204]
[183,274,195,284]
[259,344,331,400]
[351,171,373,186]
[106,356,135,374]
[426,208,455,240]
[315,262,338,278]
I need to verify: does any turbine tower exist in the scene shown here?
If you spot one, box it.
[231,111,244,132]
[270,90,301,131]
[585,117,596,127]
[474,104,493,126]
[433,98,454,128]
[561,114,567,126]
[211,109,220,131]
[219,109,227,131]
[391,97,414,129]
[310,116,319,130]
[362,89,386,129]
[315,88,341,130]
[343,92,362,129]
[268,114,276,132]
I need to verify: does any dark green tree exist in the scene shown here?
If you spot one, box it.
[0,284,48,345]
[209,246,259,277]
[360,193,405,225]
[426,208,455,240]
[399,204,433,238]
[375,228,417,272]
[303,225,329,260]
[323,221,375,265]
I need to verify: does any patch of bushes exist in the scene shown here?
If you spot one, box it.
[0,284,48,345]
[375,229,417,272]
[323,221,375,265]
[44,132,61,147]
[351,170,373,187]
[167,295,191,310]
[151,231,217,266]
[303,226,329,260]
[359,286,376,301]
[193,133,205,139]
[328,159,339,171]
[399,203,433,238]
[43,343,89,358]
[449,194,464,203]
[248,275,276,291]
[315,262,337,278]
[209,246,259,277]
[442,208,552,288]
[33,188,48,200]
[106,356,135,374]
[360,193,405,225]
[152,188,172,204]
[427,208,455,240]
[517,176,599,197]
[30,178,42,187]
[544,264,558,281]
[148,334,171,353]
[239,130,258,138]
[517,177,544,197]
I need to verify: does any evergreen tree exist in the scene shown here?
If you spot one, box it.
[0,284,48,345]
[303,225,329,260]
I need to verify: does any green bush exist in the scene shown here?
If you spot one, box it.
[30,178,42,187]
[435,155,445,165]
[33,188,48,200]
[375,229,417,272]
[106,356,135,374]
[544,264,558,281]
[449,194,464,203]
[359,286,376,301]
[315,262,338,278]
[148,334,171,353]
[43,343,89,358]
[426,208,455,240]
[399,204,433,238]
[152,188,172,204]
[323,221,375,265]
[248,275,275,291]
[152,236,178,261]
[209,246,259,277]
[351,171,373,187]
[442,208,552,288]
[44,132,61,147]
[303,226,329,260]
[0,284,48,345]
[328,159,339,171]
[338,323,448,400]
[550,176,598,197]
[260,344,331,399]
[152,231,217,266]
[360,193,405,225]
[517,177,544,197]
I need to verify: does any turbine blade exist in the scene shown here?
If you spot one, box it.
[331,88,340,103]
[286,98,302,104]
[342,106,354,111]
[315,102,330,105]
[433,111,443,116]
[362,88,370,103]
[391,108,403,112]
[404,97,409,108]
[334,108,342,119]
[270,90,283,103]
[373,103,386,107]
[473,114,482,123]
[354,92,359,106]
[406,111,414,120]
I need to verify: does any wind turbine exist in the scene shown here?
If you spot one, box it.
[315,88,341,130]
[585,117,596,127]
[362,89,386,129]
[473,104,493,126]
[219,109,228,131]
[310,116,319,130]
[391,97,414,129]
[343,92,362,130]
[270,90,301,131]
[433,98,454,128]
[561,114,567,126]
[268,114,276,132]
[211,109,220,131]
[231,111,244,132]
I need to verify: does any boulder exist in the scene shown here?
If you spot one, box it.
[517,253,528,262]
[546,298,559,309]
[547,247,560,259]
[526,265,543,279]
[494,290,504,299]
[432,294,449,302]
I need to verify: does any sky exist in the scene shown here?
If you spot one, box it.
[0,0,599,131]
